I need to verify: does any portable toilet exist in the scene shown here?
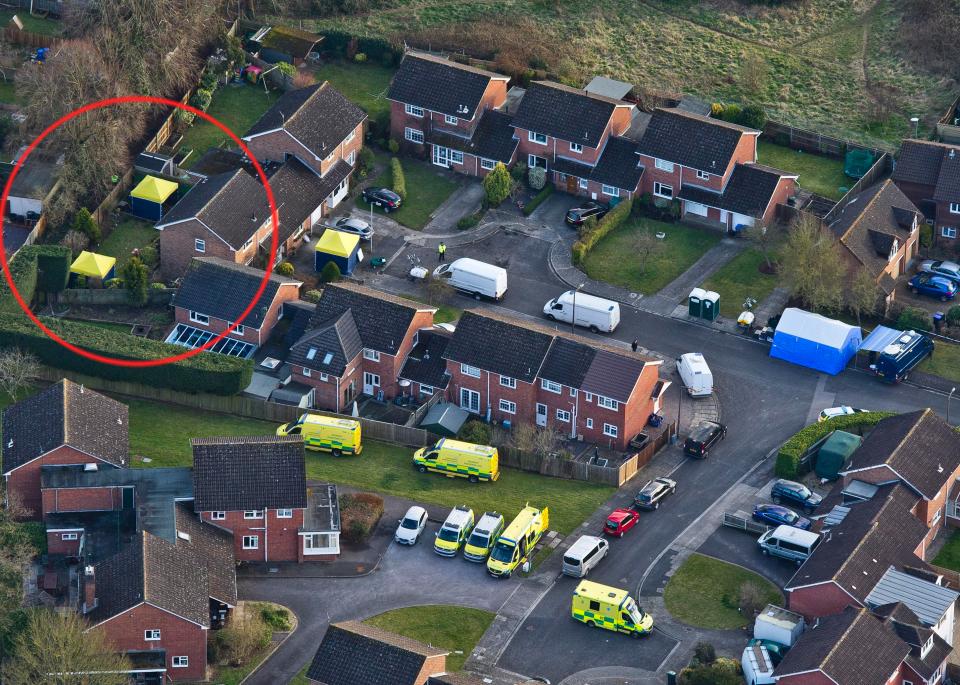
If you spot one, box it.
[701,291,720,321]
[314,229,361,275]
[129,175,179,221]
[815,430,862,481]
[688,287,705,318]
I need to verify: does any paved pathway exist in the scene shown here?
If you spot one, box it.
[638,239,748,315]
[421,180,485,234]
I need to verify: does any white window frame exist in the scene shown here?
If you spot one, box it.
[500,375,516,388]
[210,511,226,520]
[499,399,517,414]
[584,392,593,402]
[696,170,710,181]
[653,182,673,199]
[405,127,424,144]
[405,104,424,117]
[242,535,259,550]
[61,532,78,541]
[528,131,548,145]
[194,238,205,253]
[603,423,618,438]
[172,656,189,668]
[950,202,960,214]
[461,364,481,378]
[655,158,674,172]
[449,149,464,165]
[277,509,293,519]
[943,226,958,239]
[570,142,583,153]
[480,158,495,170]
[243,510,264,520]
[933,507,943,525]
[363,348,380,362]
[347,150,356,166]
[228,322,245,336]
[189,311,209,326]
[302,367,311,377]
[556,409,571,422]
[444,114,459,125]
[541,379,562,394]
[570,388,578,397]
[579,178,588,189]
[601,184,619,198]
[586,418,594,429]
[419,384,433,396]
[597,396,619,410]
[528,154,547,169]
[145,630,161,641]
[320,373,329,382]
[344,130,356,144]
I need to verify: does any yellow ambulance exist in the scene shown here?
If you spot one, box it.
[571,580,653,637]
[486,504,549,578]
[276,414,362,456]
[412,438,500,483]
[463,511,505,562]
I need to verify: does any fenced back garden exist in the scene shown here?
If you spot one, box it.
[757,140,850,200]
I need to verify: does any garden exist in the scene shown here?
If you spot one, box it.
[97,217,158,270]
[700,248,782,318]
[208,601,294,685]
[757,141,850,200]
[366,155,459,230]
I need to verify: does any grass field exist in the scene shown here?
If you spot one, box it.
[369,158,458,230]
[66,320,134,335]
[0,80,19,106]
[663,553,783,629]
[919,337,960,384]
[701,248,781,318]
[399,293,462,324]
[98,218,158,269]
[363,605,495,671]
[311,61,394,118]
[932,530,960,571]
[583,219,721,295]
[757,141,850,200]
[180,84,281,167]
[0,10,62,35]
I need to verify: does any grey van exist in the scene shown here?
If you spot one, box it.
[562,535,609,577]
[758,525,821,566]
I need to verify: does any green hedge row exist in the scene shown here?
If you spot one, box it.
[571,198,633,266]
[522,184,554,217]
[0,245,72,314]
[774,411,896,478]
[391,157,407,201]
[0,313,253,395]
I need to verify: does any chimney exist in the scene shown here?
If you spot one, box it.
[82,565,97,613]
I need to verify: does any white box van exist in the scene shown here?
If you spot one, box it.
[543,291,620,333]
[433,258,507,301]
[758,525,821,565]
[677,352,713,397]
[561,535,609,577]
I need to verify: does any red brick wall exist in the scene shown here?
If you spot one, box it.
[42,486,123,516]
[245,123,364,178]
[720,133,759,179]
[201,508,304,562]
[787,582,860,621]
[173,282,299,347]
[47,530,82,556]
[160,220,235,281]
[637,154,683,198]
[93,603,207,682]
[763,176,798,224]
[680,165,726,192]
[609,105,633,137]
[446,365,538,424]
[6,447,120,521]
[551,174,638,201]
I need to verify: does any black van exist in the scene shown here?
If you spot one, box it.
[870,330,934,383]
[683,420,727,458]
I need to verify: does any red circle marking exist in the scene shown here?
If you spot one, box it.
[0,95,280,367]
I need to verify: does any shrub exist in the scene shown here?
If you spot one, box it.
[482,162,511,206]
[897,306,932,332]
[320,261,341,283]
[339,492,385,544]
[35,247,71,294]
[175,109,196,127]
[738,581,765,618]
[459,420,492,445]
[457,211,483,230]
[528,165,546,190]
[61,229,89,257]
[199,67,219,91]
[275,261,295,277]
[947,305,960,326]
[304,289,322,303]
[210,609,271,667]
[391,157,407,201]
[920,223,933,248]
[571,240,587,266]
[354,52,367,62]
[149,281,166,290]
[510,162,527,182]
[74,274,87,289]
[276,62,296,78]
[717,103,741,123]
[522,184,554,216]
[258,604,292,632]
[693,642,716,666]
[736,104,767,130]
[121,257,149,306]
[572,198,634,260]
[679,658,742,685]
[358,147,375,173]
[190,88,213,112]
[775,411,895,477]
[578,215,598,238]
[388,139,400,155]
[105,278,123,289]
[138,245,159,268]
[0,246,73,312]
[72,208,100,244]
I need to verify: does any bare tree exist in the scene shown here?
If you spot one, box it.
[739,52,770,98]
[0,349,39,402]
[849,266,881,326]
[634,230,663,275]
[424,275,454,307]
[780,214,844,313]
[738,582,765,619]
[531,425,562,457]
[747,220,778,270]
[61,229,90,258]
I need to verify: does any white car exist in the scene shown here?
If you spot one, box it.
[817,406,869,423]
[395,505,428,545]
[332,216,373,241]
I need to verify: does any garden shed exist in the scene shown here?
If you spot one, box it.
[769,308,862,375]
[314,229,361,275]
[815,430,862,481]
[420,402,470,437]
[129,175,179,221]
[69,251,116,287]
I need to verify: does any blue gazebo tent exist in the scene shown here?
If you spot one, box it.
[129,175,178,221]
[315,229,361,275]
[769,308,862,375]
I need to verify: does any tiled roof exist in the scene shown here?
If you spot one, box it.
[289,310,363,376]
[399,329,452,389]
[636,108,756,174]
[388,52,505,120]
[192,435,307,511]
[538,337,594,390]
[245,82,366,160]
[267,157,339,242]
[427,675,487,685]
[174,257,300,330]
[552,136,645,191]
[443,310,554,383]
[174,503,237,607]
[933,148,960,202]
[580,348,647,402]
[893,139,960,202]
[843,409,960,499]
[679,163,794,218]
[309,283,433,355]
[511,81,625,148]
[426,109,519,164]
[306,620,447,685]
[2,380,128,475]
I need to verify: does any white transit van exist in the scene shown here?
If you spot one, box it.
[758,525,821,565]
[543,291,620,333]
[562,535,609,577]
[433,258,507,301]
[677,352,714,397]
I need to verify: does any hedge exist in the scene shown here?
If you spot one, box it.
[571,198,633,266]
[0,313,253,395]
[522,184,554,216]
[0,245,72,313]
[774,411,896,478]
[390,157,406,201]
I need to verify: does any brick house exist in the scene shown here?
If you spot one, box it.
[398,328,452,400]
[306,620,449,685]
[288,283,436,410]
[825,179,922,307]
[2,380,128,520]
[892,139,960,244]
[635,108,797,230]
[442,310,664,450]
[192,436,341,562]
[388,52,514,176]
[167,257,301,357]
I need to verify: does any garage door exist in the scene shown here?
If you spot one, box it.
[685,202,708,217]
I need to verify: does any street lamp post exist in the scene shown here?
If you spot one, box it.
[910,117,920,137]
[571,282,584,334]
[949,387,957,426]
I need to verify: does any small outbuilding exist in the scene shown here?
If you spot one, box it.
[69,251,116,287]
[769,308,862,375]
[419,402,469,438]
[314,229,361,275]
[129,175,179,221]
[815,430,862,481]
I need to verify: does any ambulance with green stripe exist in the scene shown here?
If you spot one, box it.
[412,438,499,483]
[276,414,362,456]
[486,504,549,578]
[571,580,653,637]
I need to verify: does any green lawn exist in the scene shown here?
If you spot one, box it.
[0,10,62,35]
[66,320,133,335]
[0,80,19,105]
[180,84,281,167]
[919,338,960,384]
[932,530,960,571]
[290,665,311,685]
[363,605,494,671]
[757,141,850,200]
[583,219,722,295]
[399,293,462,324]
[312,61,394,118]
[98,218,157,269]
[369,158,458,230]
[663,553,783,629]
[701,248,781,318]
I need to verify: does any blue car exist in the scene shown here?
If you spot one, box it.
[909,273,957,301]
[753,504,811,530]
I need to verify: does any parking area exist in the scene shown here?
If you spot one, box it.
[894,278,956,314]
[696,526,797,587]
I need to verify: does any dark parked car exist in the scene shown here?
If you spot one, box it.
[683,420,727,458]
[361,187,402,212]
[771,479,823,513]
[565,201,609,227]
[634,477,677,510]
[752,504,811,530]
[908,273,957,301]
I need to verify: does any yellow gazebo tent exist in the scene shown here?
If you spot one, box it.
[130,175,179,221]
[70,251,117,286]
[314,229,360,275]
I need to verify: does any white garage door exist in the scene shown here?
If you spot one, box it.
[685,202,708,217]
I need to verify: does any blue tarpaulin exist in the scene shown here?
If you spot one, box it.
[859,325,904,353]
[769,308,862,375]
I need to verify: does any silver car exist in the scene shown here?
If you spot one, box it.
[333,216,373,241]
[920,259,960,283]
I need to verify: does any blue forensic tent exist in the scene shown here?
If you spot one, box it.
[314,229,361,275]
[129,175,178,221]
[769,308,862,375]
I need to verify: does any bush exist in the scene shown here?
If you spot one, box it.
[138,245,159,268]
[457,211,483,230]
[354,52,367,62]
[258,604,292,632]
[679,658,742,685]
[388,139,400,155]
[304,289,322,303]
[175,109,196,127]
[320,261,341,284]
[946,305,960,326]
[459,420,492,445]
[482,162,512,207]
[339,492,385,544]
[190,88,213,112]
[391,157,407,201]
[36,247,71,294]
[149,281,166,290]
[105,278,123,289]
[522,184,554,216]
[72,208,100,245]
[736,104,767,130]
[919,223,933,249]
[571,198,634,264]
[121,257,149,306]
[210,609,271,667]
[897,306,932,332]
[275,261,295,277]
[717,103,741,122]
[510,162,527,182]
[276,62,296,78]
[358,147,375,174]
[0,246,73,312]
[528,165,546,190]
[775,411,896,477]
[199,66,219,91]
[693,642,716,666]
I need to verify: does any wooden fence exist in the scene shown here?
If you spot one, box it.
[937,94,960,144]
[59,288,174,306]
[90,168,134,232]
[145,89,193,154]
[762,120,893,157]
[822,153,892,224]
[2,26,59,48]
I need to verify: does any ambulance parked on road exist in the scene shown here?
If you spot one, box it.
[571,580,653,637]
[276,414,362,456]
[434,505,475,557]
[463,511,505,562]
[486,505,549,578]
[413,438,500,483]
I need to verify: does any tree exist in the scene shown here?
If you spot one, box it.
[482,162,512,207]
[121,256,149,306]
[738,581,765,619]
[739,52,770,98]
[425,274,454,305]
[634,230,663,275]
[209,608,270,668]
[71,208,100,244]
[0,349,39,401]
[320,261,341,283]
[531,425,562,457]
[780,214,844,313]
[2,610,130,685]
[747,220,777,270]
[61,229,90,257]
[849,266,880,326]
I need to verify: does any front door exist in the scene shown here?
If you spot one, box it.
[460,388,480,413]
[566,175,577,194]
[433,146,450,168]
[536,403,547,427]
[363,372,380,395]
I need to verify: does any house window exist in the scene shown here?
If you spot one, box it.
[320,373,329,382]
[943,226,958,239]
[951,203,960,214]
[528,131,548,145]
[570,142,583,153]
[347,151,356,166]
[601,185,619,197]
[450,150,464,165]
[579,178,588,189]
[243,510,263,520]
[584,392,593,402]
[444,114,459,125]
[405,104,424,117]
[603,423,618,437]
[345,130,356,144]
[189,311,209,326]
[172,657,188,668]
[194,238,205,253]
[586,418,594,429]
[597,396,618,410]
[62,533,78,540]
[500,375,516,388]
[277,509,293,518]
[303,368,311,377]
[210,511,225,520]
[405,127,424,144]
[242,236,254,251]
[655,159,674,172]
[556,409,571,422]
[696,170,710,181]
[499,399,517,414]
[419,384,433,397]
[461,364,481,378]
[653,182,673,199]
[228,323,245,336]
[144,630,161,641]
[480,158,495,170]
[570,388,577,397]
[304,533,332,550]
[325,150,335,162]
[541,379,562,394]
[363,348,380,362]
[528,154,547,169]
[933,506,943,525]
[242,535,259,549]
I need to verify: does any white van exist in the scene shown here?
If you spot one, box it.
[758,525,821,566]
[561,535,609,577]
[433,258,507,301]
[543,291,620,333]
[677,352,714,397]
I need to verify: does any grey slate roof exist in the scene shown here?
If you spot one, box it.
[388,52,505,120]
[267,157,337,242]
[580,348,647,402]
[443,311,554,383]
[174,257,300,330]
[512,82,624,148]
[426,109,519,164]
[678,163,794,218]
[174,503,238,607]
[552,136,644,191]
[538,337,595,390]
[2,380,128,475]
[865,566,959,626]
[289,310,363,376]
[893,139,960,202]
[399,329,452,389]
[636,108,756,174]
[245,82,367,160]
[192,435,307,511]
[306,620,447,685]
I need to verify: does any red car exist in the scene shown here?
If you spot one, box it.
[604,508,640,538]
